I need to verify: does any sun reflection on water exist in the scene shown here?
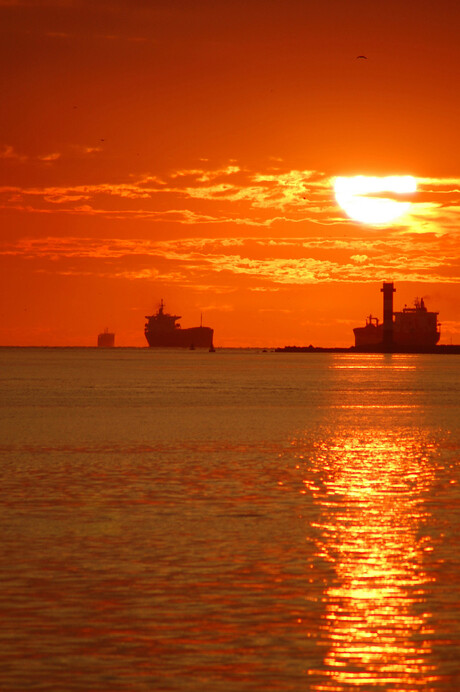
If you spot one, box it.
[296,429,439,690]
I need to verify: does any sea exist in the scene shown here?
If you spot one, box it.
[1,347,460,691]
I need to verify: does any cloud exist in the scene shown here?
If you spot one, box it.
[0,145,27,162]
[171,164,241,181]
[1,145,63,164]
[0,163,346,233]
[1,161,460,238]
[351,254,368,263]
[78,146,103,155]
[38,153,61,162]
[3,235,459,285]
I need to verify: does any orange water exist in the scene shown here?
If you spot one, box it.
[1,349,460,690]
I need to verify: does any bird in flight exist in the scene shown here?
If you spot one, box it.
[356,55,368,59]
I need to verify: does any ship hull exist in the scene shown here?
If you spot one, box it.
[145,326,214,348]
[97,332,115,347]
[353,323,440,349]
[353,324,383,348]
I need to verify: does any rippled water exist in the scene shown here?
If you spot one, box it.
[1,348,460,691]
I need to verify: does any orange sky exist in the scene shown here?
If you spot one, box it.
[1,0,460,347]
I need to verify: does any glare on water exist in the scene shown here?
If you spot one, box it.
[1,349,460,691]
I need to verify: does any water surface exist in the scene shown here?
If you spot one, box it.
[1,348,460,690]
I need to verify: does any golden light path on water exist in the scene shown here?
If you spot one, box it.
[291,362,439,690]
[3,350,460,691]
[334,175,417,225]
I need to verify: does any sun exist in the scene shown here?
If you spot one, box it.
[334,175,417,225]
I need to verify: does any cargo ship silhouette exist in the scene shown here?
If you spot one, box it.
[144,300,214,349]
[278,282,460,353]
[97,328,115,348]
[353,283,440,350]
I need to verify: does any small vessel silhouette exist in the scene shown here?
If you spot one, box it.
[97,328,115,348]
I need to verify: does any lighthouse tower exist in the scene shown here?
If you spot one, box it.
[381,282,395,350]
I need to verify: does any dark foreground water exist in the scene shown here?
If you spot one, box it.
[1,348,460,691]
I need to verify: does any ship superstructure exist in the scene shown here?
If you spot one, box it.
[393,298,440,347]
[353,282,440,350]
[144,300,214,348]
[353,315,382,348]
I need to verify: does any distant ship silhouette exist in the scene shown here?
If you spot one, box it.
[97,328,115,348]
[144,300,214,349]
